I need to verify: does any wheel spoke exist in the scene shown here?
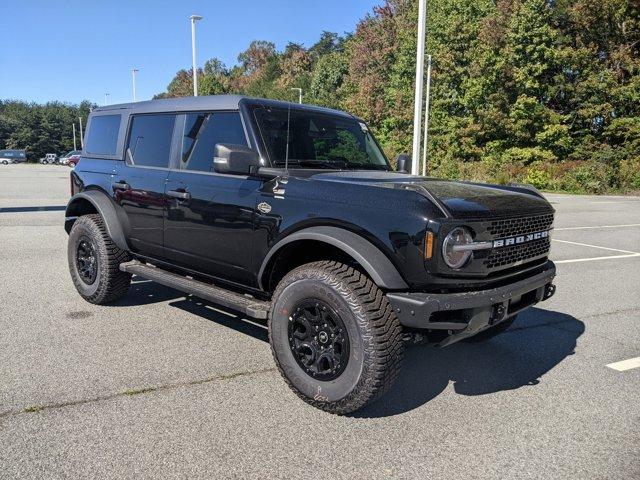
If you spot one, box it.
[75,236,98,284]
[288,299,350,381]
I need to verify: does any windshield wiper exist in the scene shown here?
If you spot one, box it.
[278,159,348,169]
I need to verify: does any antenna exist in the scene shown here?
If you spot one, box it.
[284,103,291,172]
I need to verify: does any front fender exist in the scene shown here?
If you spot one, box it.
[65,191,128,251]
[258,226,409,290]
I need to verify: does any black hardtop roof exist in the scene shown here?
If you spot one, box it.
[91,95,356,119]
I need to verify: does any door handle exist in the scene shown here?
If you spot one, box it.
[167,189,191,200]
[113,181,130,190]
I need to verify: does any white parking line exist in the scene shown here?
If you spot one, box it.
[555,224,640,231]
[606,357,640,372]
[555,253,640,264]
[552,239,640,255]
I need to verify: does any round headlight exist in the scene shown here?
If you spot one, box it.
[442,227,474,269]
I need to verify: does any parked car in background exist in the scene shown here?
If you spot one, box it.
[67,151,82,167]
[40,153,57,164]
[0,149,27,164]
[59,150,82,166]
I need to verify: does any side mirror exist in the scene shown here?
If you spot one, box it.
[213,144,260,175]
[396,154,410,173]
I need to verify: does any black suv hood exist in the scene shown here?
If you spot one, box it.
[309,171,553,219]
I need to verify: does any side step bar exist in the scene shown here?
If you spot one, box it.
[120,260,271,319]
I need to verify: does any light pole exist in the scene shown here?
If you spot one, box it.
[190,15,203,96]
[421,54,432,177]
[78,117,84,149]
[104,93,110,106]
[132,68,139,102]
[72,123,77,151]
[290,88,303,104]
[411,0,427,175]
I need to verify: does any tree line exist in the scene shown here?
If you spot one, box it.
[2,0,638,192]
[0,100,92,161]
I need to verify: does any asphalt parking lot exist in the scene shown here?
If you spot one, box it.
[1,164,638,479]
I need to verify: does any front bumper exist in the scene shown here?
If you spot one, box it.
[387,261,556,346]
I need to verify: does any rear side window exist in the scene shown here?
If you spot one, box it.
[180,112,247,172]
[85,115,121,156]
[126,114,176,168]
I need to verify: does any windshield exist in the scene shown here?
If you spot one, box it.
[252,106,390,170]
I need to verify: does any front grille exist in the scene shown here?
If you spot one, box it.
[484,237,551,269]
[488,213,554,239]
[480,213,554,270]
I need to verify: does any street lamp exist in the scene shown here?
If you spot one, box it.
[132,68,139,102]
[78,117,84,149]
[411,0,427,175]
[421,54,432,177]
[190,15,203,97]
[104,93,110,106]
[290,87,303,104]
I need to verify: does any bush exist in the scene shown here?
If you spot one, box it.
[619,157,640,190]
[501,147,556,166]
[555,161,612,194]
[524,162,552,189]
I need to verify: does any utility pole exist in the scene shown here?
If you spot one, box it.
[72,123,77,151]
[411,0,427,175]
[421,54,432,177]
[78,117,84,149]
[132,68,139,102]
[290,87,302,104]
[190,15,203,96]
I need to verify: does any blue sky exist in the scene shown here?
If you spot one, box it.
[0,0,379,105]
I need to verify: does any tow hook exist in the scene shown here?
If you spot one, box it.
[490,303,506,325]
[544,284,556,300]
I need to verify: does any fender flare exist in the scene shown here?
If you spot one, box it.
[258,226,409,290]
[65,191,128,251]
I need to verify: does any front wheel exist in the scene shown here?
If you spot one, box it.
[269,261,404,415]
[68,214,132,304]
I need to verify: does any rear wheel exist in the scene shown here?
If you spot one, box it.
[68,214,131,304]
[269,261,404,415]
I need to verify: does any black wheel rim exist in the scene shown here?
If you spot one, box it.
[288,299,350,381]
[75,236,98,284]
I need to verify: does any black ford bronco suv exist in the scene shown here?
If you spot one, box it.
[65,95,556,414]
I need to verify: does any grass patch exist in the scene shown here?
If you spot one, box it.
[23,405,44,413]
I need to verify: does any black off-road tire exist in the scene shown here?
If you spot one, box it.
[465,314,518,342]
[269,261,404,415]
[68,214,131,304]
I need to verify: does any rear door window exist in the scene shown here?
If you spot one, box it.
[126,114,176,168]
[180,112,247,172]
[85,115,121,156]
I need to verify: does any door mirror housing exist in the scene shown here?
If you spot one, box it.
[213,144,260,175]
[396,154,410,173]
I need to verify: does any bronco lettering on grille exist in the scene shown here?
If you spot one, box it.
[492,230,550,248]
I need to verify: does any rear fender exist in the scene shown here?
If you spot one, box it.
[65,190,128,251]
